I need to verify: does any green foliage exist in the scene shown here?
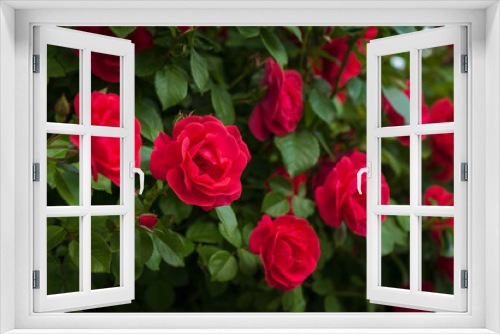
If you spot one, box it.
[215,205,238,238]
[155,65,188,110]
[260,28,288,67]
[261,192,290,217]
[274,130,320,178]
[211,84,235,125]
[110,26,136,38]
[153,229,187,267]
[208,250,238,282]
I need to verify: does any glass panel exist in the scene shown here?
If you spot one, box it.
[91,215,121,290]
[421,215,454,295]
[422,134,454,203]
[47,44,80,124]
[381,52,410,127]
[421,45,454,124]
[91,136,121,205]
[47,217,80,295]
[47,133,80,206]
[381,215,410,289]
[91,51,121,128]
[381,137,410,205]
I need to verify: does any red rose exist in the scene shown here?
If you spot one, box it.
[249,214,320,291]
[428,99,454,181]
[381,80,430,145]
[150,116,251,211]
[267,166,307,214]
[74,27,154,82]
[139,214,158,230]
[249,58,303,141]
[70,92,142,187]
[314,28,377,102]
[424,185,454,243]
[314,152,390,236]
[437,256,454,283]
[393,281,434,312]
[311,152,353,198]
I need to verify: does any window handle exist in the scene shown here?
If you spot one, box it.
[129,162,144,195]
[357,162,372,195]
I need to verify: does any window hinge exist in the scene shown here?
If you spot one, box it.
[461,270,468,289]
[461,54,468,73]
[33,270,40,289]
[33,54,40,73]
[461,162,468,181]
[33,163,40,182]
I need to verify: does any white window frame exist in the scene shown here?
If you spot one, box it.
[366,26,467,312]
[33,26,136,313]
[0,1,499,333]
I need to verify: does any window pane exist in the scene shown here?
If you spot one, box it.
[47,134,80,206]
[91,136,121,205]
[47,44,80,124]
[381,137,410,205]
[91,52,121,128]
[381,52,410,127]
[91,215,121,290]
[421,215,454,295]
[422,134,454,204]
[421,45,454,124]
[381,215,410,289]
[47,217,80,295]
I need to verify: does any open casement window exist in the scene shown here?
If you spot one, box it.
[365,26,467,312]
[33,26,140,312]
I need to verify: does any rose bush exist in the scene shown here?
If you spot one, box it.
[150,115,251,211]
[249,214,320,291]
[428,99,455,181]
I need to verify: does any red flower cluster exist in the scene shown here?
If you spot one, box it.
[267,166,307,214]
[74,27,154,83]
[424,185,454,244]
[139,214,158,230]
[314,27,378,102]
[150,116,251,211]
[249,215,320,291]
[315,152,390,236]
[70,92,142,186]
[428,98,454,182]
[249,58,303,141]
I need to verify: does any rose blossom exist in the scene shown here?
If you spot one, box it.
[74,26,154,82]
[381,80,430,145]
[266,166,307,214]
[249,58,303,141]
[70,92,142,187]
[428,98,454,181]
[249,214,320,291]
[437,256,454,283]
[139,214,158,230]
[311,152,353,197]
[150,115,251,211]
[424,185,454,243]
[314,152,390,236]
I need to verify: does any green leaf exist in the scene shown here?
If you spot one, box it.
[440,229,454,258]
[291,196,316,219]
[393,26,416,35]
[54,94,70,123]
[110,26,136,38]
[282,286,306,312]
[325,293,342,312]
[312,276,333,295]
[135,228,154,267]
[211,84,235,125]
[237,248,258,275]
[309,89,335,124]
[347,77,365,104]
[236,26,260,38]
[215,205,238,238]
[91,232,111,273]
[196,245,220,265]
[155,65,187,110]
[190,49,210,92]
[47,226,67,251]
[208,250,238,282]
[274,130,320,178]
[284,26,302,43]
[382,85,410,124]
[91,173,112,194]
[135,99,163,143]
[158,191,193,223]
[260,28,288,67]
[218,223,242,248]
[153,229,186,267]
[68,240,79,268]
[145,244,162,271]
[54,170,79,206]
[135,48,165,77]
[186,221,219,244]
[261,192,289,218]
[241,223,255,247]
[381,218,408,256]
[268,175,293,196]
[334,221,347,248]
[47,57,65,78]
